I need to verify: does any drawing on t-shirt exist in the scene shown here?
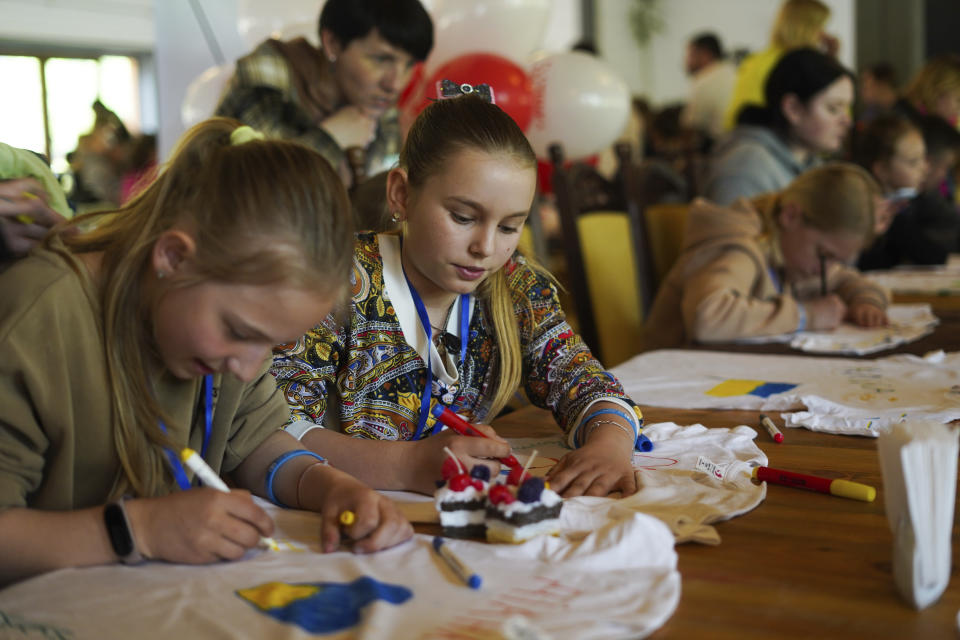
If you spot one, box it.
[236,576,412,633]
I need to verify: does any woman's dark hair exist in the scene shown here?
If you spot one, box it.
[737,47,853,132]
[319,0,433,61]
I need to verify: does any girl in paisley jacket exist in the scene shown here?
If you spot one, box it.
[272,94,644,497]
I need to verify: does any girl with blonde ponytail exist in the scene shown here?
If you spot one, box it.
[272,95,644,496]
[0,118,411,585]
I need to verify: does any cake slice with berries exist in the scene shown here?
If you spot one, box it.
[434,456,492,539]
[485,469,564,544]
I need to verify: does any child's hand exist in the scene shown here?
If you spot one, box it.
[125,488,274,564]
[847,301,888,327]
[806,294,847,330]
[0,177,67,258]
[546,427,636,498]
[411,425,511,494]
[305,465,413,554]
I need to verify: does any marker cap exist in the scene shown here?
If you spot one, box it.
[829,479,877,502]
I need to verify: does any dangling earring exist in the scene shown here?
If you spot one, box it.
[391,211,401,223]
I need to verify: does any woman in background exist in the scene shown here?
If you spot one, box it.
[704,47,853,205]
[723,0,835,131]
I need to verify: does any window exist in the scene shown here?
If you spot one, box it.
[0,53,140,175]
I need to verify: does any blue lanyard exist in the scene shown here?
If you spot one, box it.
[403,277,470,441]
[767,265,783,294]
[158,374,214,490]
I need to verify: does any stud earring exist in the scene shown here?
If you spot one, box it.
[156,270,166,279]
[391,211,401,223]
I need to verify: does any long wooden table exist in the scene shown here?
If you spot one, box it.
[490,404,960,639]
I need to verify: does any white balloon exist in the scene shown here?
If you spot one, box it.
[525,51,631,161]
[181,63,235,129]
[425,0,549,72]
[237,0,322,48]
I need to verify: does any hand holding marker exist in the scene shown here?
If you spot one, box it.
[180,448,279,550]
[430,405,523,471]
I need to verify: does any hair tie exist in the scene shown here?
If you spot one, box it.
[436,79,496,104]
[230,125,265,145]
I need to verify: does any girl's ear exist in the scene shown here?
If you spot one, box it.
[777,200,805,230]
[151,230,197,279]
[781,93,805,128]
[319,29,342,62]
[385,167,410,222]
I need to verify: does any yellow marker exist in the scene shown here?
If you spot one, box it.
[339,510,356,526]
[14,192,40,224]
[752,465,876,502]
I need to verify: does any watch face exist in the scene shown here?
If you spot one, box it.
[104,503,135,557]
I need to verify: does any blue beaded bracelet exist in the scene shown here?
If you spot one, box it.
[266,450,327,508]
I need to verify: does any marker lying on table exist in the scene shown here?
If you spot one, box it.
[752,465,876,502]
[758,413,784,443]
[430,404,523,471]
[432,536,482,589]
[180,448,280,550]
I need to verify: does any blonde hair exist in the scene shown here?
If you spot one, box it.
[400,96,540,418]
[770,0,830,50]
[778,162,881,237]
[904,55,960,114]
[49,117,353,497]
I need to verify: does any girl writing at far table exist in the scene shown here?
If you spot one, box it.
[0,119,411,586]
[271,92,643,498]
[645,163,890,350]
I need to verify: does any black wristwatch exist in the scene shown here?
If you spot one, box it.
[103,498,144,565]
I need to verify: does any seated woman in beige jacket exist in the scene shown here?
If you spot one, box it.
[645,163,889,349]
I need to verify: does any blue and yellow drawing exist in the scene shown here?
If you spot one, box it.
[236,576,412,634]
[706,379,797,398]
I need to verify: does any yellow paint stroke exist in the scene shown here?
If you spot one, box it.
[705,379,765,397]
[237,582,319,610]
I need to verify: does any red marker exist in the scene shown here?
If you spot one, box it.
[752,465,876,502]
[759,413,784,443]
[430,405,522,470]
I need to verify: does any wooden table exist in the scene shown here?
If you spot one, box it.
[489,404,960,639]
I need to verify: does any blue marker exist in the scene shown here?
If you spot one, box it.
[432,536,482,589]
[636,432,654,452]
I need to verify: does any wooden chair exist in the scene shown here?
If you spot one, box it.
[549,143,684,366]
[643,202,691,290]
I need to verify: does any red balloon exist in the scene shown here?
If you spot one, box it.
[398,62,424,110]
[423,53,534,131]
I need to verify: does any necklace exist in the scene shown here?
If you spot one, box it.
[430,300,456,335]
[431,300,457,359]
